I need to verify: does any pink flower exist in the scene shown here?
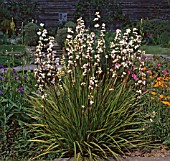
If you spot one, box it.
[115,63,120,69]
[132,74,138,81]
[128,70,132,74]
[147,70,151,74]
[162,70,169,75]
[157,64,161,67]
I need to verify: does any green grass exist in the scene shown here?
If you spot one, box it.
[0,55,25,67]
[0,45,25,53]
[0,45,28,67]
[140,45,170,56]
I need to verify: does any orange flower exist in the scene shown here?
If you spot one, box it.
[143,67,147,71]
[153,81,165,88]
[157,77,161,81]
[159,94,165,100]
[168,118,170,121]
[161,101,170,106]
[151,91,156,95]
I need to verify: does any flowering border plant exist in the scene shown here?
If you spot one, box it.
[28,13,152,160]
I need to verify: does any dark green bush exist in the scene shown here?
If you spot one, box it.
[56,21,76,48]
[74,0,130,30]
[0,0,38,30]
[47,27,57,36]
[138,19,170,47]
[24,22,39,46]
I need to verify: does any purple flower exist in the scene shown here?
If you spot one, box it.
[18,87,24,92]
[0,65,4,69]
[0,90,3,95]
[0,65,6,71]
[14,75,20,80]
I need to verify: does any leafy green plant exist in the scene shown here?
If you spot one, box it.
[0,45,27,67]
[137,19,170,47]
[0,67,37,160]
[24,22,40,46]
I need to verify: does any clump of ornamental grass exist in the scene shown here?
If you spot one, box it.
[27,13,151,160]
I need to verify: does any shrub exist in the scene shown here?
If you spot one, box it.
[56,21,76,48]
[24,22,40,46]
[137,19,170,47]
[28,13,152,160]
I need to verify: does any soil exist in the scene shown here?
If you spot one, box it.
[125,145,170,157]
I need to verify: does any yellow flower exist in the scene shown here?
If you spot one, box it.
[159,94,165,100]
[161,101,170,106]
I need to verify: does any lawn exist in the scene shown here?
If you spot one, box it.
[0,45,29,67]
[140,45,170,56]
[0,44,25,53]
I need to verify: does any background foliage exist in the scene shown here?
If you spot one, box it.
[0,0,38,35]
[74,0,129,30]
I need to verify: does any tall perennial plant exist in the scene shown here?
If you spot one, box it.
[28,13,150,160]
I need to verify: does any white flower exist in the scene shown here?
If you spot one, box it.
[94,24,100,28]
[42,94,47,99]
[81,82,86,86]
[93,18,99,21]
[89,100,94,105]
[67,27,74,33]
[40,23,44,27]
[150,118,153,122]
[116,29,121,33]
[67,34,72,39]
[82,105,85,108]
[37,31,41,35]
[133,28,138,31]
[123,72,126,75]
[126,28,131,34]
[138,80,142,84]
[136,90,142,94]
